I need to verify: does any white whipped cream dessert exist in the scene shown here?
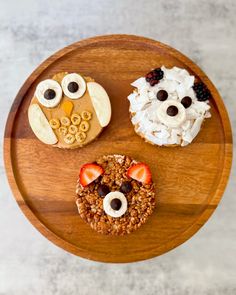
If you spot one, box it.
[128,66,211,146]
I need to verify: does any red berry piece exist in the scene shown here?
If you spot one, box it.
[79,163,104,187]
[145,68,164,87]
[127,163,152,184]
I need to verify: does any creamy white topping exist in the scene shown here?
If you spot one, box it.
[128,66,211,146]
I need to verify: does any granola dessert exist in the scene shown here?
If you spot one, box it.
[76,155,156,235]
[28,72,111,149]
[128,66,211,147]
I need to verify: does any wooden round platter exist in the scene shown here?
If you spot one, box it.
[4,35,232,263]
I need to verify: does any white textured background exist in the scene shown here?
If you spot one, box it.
[0,0,236,294]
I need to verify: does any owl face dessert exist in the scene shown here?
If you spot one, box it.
[128,66,211,147]
[28,72,111,148]
[76,155,156,235]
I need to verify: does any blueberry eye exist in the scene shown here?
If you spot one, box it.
[97,184,110,197]
[120,181,132,194]
[181,96,192,108]
[156,90,168,101]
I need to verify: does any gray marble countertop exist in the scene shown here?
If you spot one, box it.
[0,0,235,294]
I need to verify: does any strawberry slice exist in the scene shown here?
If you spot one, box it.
[127,163,152,184]
[79,163,104,187]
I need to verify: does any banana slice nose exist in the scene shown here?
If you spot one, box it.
[157,99,186,128]
[103,191,128,218]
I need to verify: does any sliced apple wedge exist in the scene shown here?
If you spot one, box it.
[87,82,111,127]
[28,104,58,145]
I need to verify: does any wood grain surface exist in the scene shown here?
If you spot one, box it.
[4,35,232,263]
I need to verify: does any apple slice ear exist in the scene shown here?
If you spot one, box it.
[28,104,58,145]
[87,82,111,127]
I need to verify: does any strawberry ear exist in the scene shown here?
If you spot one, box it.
[79,163,104,187]
[127,163,152,184]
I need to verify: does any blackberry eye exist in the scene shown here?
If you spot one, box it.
[120,181,132,194]
[156,90,168,101]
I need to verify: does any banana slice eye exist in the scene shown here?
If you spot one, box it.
[35,79,62,108]
[61,73,86,99]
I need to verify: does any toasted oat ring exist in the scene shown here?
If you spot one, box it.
[79,121,90,132]
[60,116,71,127]
[81,110,92,121]
[68,125,78,135]
[75,131,86,143]
[71,113,81,126]
[49,118,60,129]
[58,126,68,136]
[64,133,75,144]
